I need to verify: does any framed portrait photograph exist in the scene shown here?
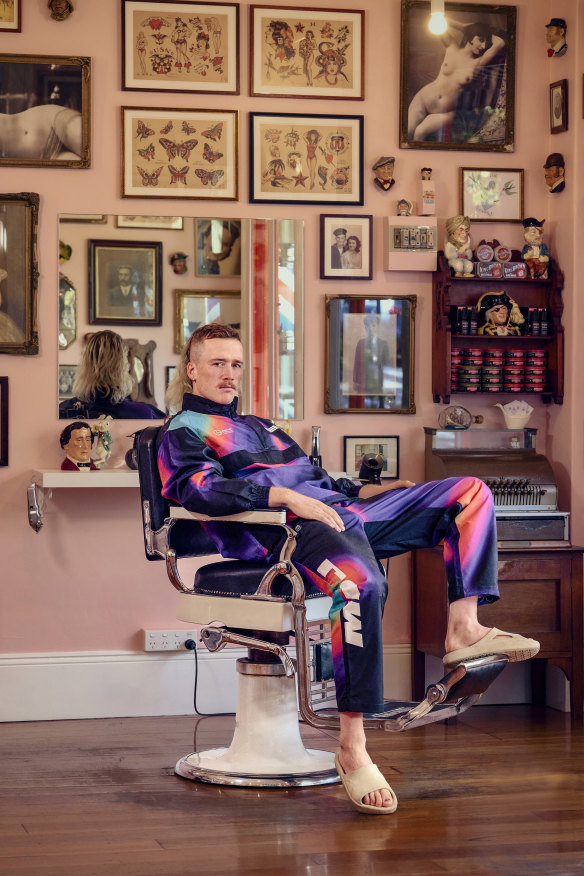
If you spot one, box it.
[0,54,90,167]
[325,294,416,414]
[0,192,39,355]
[399,0,516,152]
[122,0,240,95]
[550,79,568,134]
[0,0,21,32]
[250,112,364,205]
[116,215,184,230]
[250,6,364,100]
[195,218,241,276]
[121,106,238,200]
[174,289,240,352]
[320,214,372,280]
[0,376,7,466]
[58,364,77,399]
[343,435,400,480]
[88,239,163,326]
[459,167,524,222]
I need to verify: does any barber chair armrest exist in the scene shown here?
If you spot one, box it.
[169,507,286,525]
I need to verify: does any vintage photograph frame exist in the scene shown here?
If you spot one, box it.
[250,5,364,100]
[0,0,21,32]
[122,0,240,95]
[343,435,400,480]
[399,0,516,152]
[122,106,238,200]
[195,218,241,276]
[0,54,90,167]
[174,289,240,352]
[0,377,7,466]
[88,239,163,327]
[250,112,364,205]
[0,192,39,355]
[325,294,416,414]
[58,364,77,399]
[320,214,372,280]
[459,167,524,222]
[116,215,184,230]
[550,79,568,134]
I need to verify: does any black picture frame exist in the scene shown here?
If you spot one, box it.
[320,214,373,280]
[343,435,400,480]
[399,0,516,152]
[0,192,39,355]
[325,295,416,414]
[88,239,163,326]
[0,53,91,167]
[249,112,364,205]
[0,376,7,466]
[550,79,568,134]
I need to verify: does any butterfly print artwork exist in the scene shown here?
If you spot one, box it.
[203,142,223,163]
[168,164,189,184]
[136,120,155,140]
[182,121,197,135]
[195,168,224,186]
[137,143,155,161]
[137,166,163,186]
[159,138,198,160]
[160,121,173,134]
[202,122,223,141]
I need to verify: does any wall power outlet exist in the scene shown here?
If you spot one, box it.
[143,629,198,651]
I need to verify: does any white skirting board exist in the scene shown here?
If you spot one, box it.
[0,645,569,722]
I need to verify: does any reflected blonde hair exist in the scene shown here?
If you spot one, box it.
[72,330,134,403]
[165,323,240,414]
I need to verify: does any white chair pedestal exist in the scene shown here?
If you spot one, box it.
[175,658,340,788]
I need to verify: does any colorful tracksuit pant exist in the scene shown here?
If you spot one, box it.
[264,476,498,713]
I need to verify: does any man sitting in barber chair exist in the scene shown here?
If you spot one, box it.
[158,323,540,815]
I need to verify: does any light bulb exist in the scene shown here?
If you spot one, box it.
[429,12,447,34]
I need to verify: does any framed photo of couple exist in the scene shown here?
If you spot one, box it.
[399,0,516,152]
[320,214,372,279]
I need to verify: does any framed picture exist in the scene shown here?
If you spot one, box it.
[550,79,568,134]
[0,54,90,167]
[459,167,523,222]
[0,0,21,32]
[165,365,177,388]
[320,214,372,279]
[0,192,39,355]
[250,112,364,205]
[121,0,240,95]
[88,239,163,326]
[250,6,364,100]
[60,214,107,223]
[121,106,238,200]
[399,0,516,152]
[58,364,77,399]
[0,377,7,466]
[343,436,400,480]
[325,294,416,414]
[174,289,240,352]
[116,215,184,230]
[195,218,241,276]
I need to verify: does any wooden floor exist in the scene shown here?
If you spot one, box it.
[1,706,584,876]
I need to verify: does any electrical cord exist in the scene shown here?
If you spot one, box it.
[185,638,235,717]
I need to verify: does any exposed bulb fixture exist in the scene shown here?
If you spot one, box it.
[429,0,447,34]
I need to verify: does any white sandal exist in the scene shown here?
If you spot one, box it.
[335,753,398,815]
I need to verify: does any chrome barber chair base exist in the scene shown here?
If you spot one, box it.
[175,659,340,788]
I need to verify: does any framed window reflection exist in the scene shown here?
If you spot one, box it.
[325,295,416,414]
[174,289,240,353]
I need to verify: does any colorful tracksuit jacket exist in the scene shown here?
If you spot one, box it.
[158,393,499,712]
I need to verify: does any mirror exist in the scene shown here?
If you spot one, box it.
[57,215,304,420]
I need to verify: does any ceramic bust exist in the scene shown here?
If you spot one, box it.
[372,156,395,192]
[48,0,74,20]
[445,215,473,277]
[521,218,550,279]
[545,17,567,57]
[420,167,435,215]
[477,291,524,336]
[60,421,97,470]
[543,153,565,193]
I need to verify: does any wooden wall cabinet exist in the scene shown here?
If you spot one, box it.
[432,252,564,404]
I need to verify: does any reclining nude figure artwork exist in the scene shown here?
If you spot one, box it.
[156,323,540,815]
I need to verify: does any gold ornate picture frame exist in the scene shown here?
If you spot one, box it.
[0,192,39,355]
[174,289,240,352]
[0,0,21,32]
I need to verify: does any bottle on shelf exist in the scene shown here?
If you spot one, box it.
[309,425,322,467]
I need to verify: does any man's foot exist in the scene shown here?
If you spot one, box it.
[336,748,396,812]
[443,627,540,667]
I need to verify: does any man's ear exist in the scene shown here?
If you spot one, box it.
[186,360,196,382]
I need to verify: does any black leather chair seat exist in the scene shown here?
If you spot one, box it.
[194,560,325,600]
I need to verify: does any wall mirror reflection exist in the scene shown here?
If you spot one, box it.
[57,214,304,421]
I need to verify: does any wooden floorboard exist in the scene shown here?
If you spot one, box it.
[1,706,583,875]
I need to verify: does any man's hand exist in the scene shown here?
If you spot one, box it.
[358,480,415,501]
[268,487,345,532]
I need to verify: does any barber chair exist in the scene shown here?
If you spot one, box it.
[137,426,508,789]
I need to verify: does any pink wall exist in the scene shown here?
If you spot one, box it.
[0,0,578,655]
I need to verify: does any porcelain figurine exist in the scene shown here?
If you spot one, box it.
[91,415,113,469]
[372,156,395,192]
[48,0,74,20]
[170,251,188,275]
[521,218,550,279]
[544,153,565,193]
[445,215,473,277]
[477,291,524,336]
[397,198,413,216]
[545,17,567,57]
[60,421,97,470]
[420,167,435,215]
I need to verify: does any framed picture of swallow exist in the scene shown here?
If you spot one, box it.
[250,6,364,100]
[122,0,240,94]
[249,112,364,205]
[121,106,238,200]
[0,0,21,32]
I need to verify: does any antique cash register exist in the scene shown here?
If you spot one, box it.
[424,427,569,546]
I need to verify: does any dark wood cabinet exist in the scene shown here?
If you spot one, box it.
[412,545,583,718]
[432,252,564,404]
